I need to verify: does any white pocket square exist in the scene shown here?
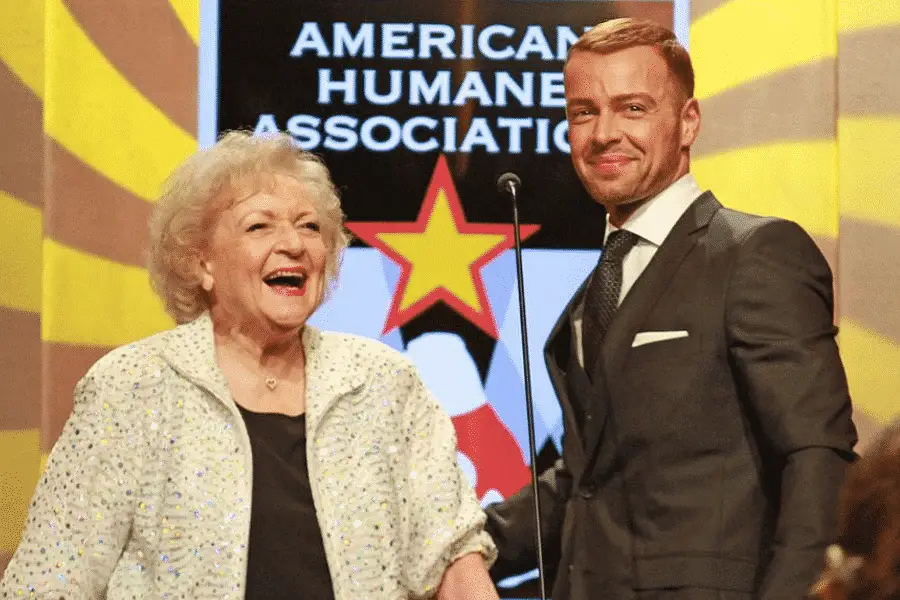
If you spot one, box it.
[631,330,689,347]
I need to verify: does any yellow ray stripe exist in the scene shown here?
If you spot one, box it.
[839,319,900,424]
[0,191,42,313]
[168,0,200,45]
[0,0,44,97]
[690,0,837,100]
[0,428,41,553]
[838,116,900,228]
[692,141,837,238]
[42,239,174,346]
[839,1,900,32]
[45,0,196,202]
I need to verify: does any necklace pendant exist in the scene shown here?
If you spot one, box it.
[264,377,277,391]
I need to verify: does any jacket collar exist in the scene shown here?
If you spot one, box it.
[604,173,703,248]
[544,191,722,372]
[159,313,232,404]
[158,313,365,432]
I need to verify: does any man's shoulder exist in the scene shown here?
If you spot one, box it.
[705,197,829,273]
[706,200,813,250]
[709,203,781,241]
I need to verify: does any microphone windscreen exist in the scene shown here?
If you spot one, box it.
[497,172,522,193]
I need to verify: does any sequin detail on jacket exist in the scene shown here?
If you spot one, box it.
[1,314,496,599]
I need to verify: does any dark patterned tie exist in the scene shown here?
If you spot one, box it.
[582,229,640,370]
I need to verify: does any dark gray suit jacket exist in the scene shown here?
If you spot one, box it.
[486,192,857,600]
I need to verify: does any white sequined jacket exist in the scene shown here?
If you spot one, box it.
[1,314,496,599]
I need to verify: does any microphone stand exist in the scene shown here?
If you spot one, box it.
[502,176,548,600]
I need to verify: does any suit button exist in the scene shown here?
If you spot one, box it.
[579,487,594,499]
[568,563,574,573]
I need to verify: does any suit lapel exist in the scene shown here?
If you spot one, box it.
[545,192,722,470]
[545,275,588,373]
[597,192,721,381]
[574,193,721,465]
[544,276,591,461]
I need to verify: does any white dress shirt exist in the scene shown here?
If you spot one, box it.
[574,173,705,366]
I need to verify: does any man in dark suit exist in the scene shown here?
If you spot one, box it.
[485,18,857,600]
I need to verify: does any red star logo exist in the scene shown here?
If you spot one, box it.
[346,154,539,338]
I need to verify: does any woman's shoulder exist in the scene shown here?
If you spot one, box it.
[316,329,414,371]
[313,330,426,392]
[79,327,179,391]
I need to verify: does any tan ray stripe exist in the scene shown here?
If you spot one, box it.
[811,234,837,282]
[610,2,673,26]
[0,428,40,557]
[45,140,152,268]
[852,409,885,455]
[0,60,43,208]
[809,234,839,323]
[691,0,728,22]
[839,217,900,346]
[839,26,900,115]
[693,59,835,158]
[41,342,111,452]
[0,307,40,431]
[0,550,11,578]
[62,0,197,135]
[168,0,199,44]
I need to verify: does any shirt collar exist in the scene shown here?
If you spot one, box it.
[604,173,704,246]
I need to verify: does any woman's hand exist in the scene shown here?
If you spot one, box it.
[436,552,500,600]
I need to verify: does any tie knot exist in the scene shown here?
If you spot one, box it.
[602,230,639,263]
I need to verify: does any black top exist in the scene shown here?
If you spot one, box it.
[237,404,335,600]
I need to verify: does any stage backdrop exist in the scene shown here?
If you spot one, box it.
[2,0,900,583]
[210,0,676,515]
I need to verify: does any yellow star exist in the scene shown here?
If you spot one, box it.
[345,154,539,338]
[377,189,506,312]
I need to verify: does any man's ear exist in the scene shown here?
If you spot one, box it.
[680,97,701,149]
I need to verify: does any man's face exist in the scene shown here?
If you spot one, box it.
[564,46,700,212]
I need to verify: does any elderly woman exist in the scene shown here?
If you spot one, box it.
[0,131,498,599]
[810,420,900,600]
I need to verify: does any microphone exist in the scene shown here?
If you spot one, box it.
[496,172,547,600]
[497,172,521,198]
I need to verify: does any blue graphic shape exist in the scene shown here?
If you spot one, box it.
[404,331,487,417]
[312,246,599,468]
[197,0,220,148]
[479,250,518,334]
[309,248,404,350]
[377,251,402,311]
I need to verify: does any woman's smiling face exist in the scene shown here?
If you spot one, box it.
[202,173,328,333]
